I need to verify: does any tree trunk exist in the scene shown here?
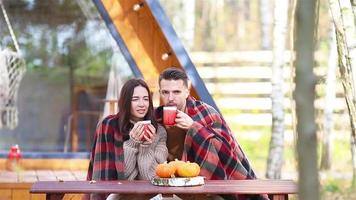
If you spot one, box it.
[294,0,319,199]
[329,0,356,188]
[352,127,356,188]
[195,0,215,51]
[266,0,289,179]
[236,0,247,39]
[288,0,298,164]
[350,0,356,25]
[320,24,337,170]
[346,96,356,188]
[159,0,195,50]
[259,0,271,49]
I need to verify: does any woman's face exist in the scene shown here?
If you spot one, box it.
[130,85,150,122]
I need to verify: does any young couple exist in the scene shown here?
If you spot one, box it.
[86,67,268,200]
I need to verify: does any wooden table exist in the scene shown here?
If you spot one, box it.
[30,179,297,200]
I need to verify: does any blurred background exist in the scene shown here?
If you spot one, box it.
[0,0,354,199]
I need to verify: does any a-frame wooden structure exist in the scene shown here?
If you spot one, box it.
[92,0,219,111]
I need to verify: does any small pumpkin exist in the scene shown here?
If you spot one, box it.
[168,159,185,176]
[176,161,200,177]
[155,162,176,178]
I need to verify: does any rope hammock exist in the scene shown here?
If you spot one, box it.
[0,0,26,129]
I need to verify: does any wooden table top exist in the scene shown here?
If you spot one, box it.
[30,179,297,195]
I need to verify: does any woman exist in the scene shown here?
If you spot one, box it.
[86,78,168,200]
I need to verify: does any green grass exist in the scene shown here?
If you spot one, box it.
[239,133,270,174]
[230,123,355,199]
[321,178,356,200]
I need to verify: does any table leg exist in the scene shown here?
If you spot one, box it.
[270,194,288,200]
[46,194,65,200]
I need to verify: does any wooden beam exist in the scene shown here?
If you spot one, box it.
[93,0,219,112]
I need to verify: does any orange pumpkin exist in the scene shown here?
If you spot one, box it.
[176,161,201,177]
[155,162,176,178]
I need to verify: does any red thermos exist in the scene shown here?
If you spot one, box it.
[6,144,22,171]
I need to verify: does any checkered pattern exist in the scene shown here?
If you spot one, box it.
[156,96,256,180]
[87,114,125,182]
[156,96,269,200]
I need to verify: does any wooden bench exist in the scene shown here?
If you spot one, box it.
[30,179,297,200]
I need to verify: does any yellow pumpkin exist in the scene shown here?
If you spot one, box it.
[168,159,186,176]
[176,161,201,177]
[155,162,176,178]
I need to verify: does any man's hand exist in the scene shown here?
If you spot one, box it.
[175,110,194,130]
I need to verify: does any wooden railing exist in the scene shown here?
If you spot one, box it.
[190,51,349,132]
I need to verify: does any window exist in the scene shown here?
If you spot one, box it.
[0,0,132,153]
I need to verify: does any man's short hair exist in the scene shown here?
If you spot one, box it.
[159,67,188,87]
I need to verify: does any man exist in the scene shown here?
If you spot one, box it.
[155,67,268,200]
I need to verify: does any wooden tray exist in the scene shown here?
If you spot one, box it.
[151,176,205,187]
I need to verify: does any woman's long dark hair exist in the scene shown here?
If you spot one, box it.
[118,78,157,136]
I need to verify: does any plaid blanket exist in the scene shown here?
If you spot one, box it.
[156,96,268,200]
[156,96,256,180]
[87,114,125,181]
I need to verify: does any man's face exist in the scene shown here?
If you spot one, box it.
[159,79,189,111]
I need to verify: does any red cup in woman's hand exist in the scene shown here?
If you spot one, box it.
[137,120,151,141]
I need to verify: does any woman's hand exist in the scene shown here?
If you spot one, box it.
[129,123,145,142]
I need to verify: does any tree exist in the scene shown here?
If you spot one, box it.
[352,0,356,24]
[329,0,356,187]
[266,0,289,179]
[259,0,272,49]
[159,0,196,50]
[194,0,215,51]
[320,24,337,170]
[294,0,320,199]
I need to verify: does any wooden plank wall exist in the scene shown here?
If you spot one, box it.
[191,51,349,134]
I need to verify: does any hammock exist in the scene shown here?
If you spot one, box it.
[0,1,26,129]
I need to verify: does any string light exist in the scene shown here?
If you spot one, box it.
[161,52,172,61]
[132,2,144,11]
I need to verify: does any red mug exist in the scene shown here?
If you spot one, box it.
[138,120,151,141]
[163,106,177,125]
